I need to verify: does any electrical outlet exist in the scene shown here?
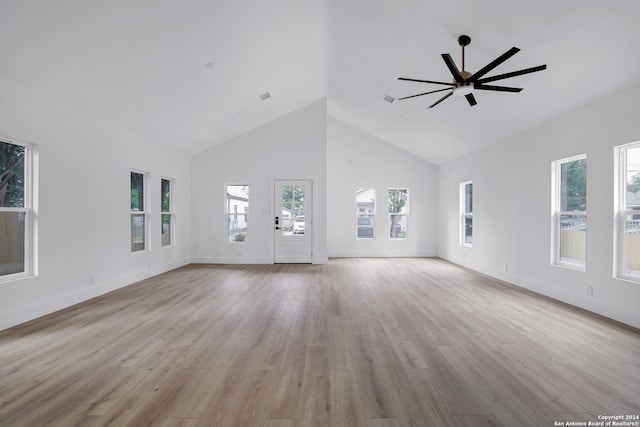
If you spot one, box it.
[147,262,151,269]
[587,286,594,297]
[89,276,95,287]
[503,264,508,272]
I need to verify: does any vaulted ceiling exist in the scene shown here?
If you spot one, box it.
[2,0,639,164]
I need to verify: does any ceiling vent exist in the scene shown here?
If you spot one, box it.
[260,92,271,101]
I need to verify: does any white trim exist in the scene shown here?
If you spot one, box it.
[388,187,409,240]
[614,141,640,283]
[443,253,640,329]
[459,181,473,247]
[355,187,376,240]
[130,170,150,253]
[224,183,249,244]
[160,177,175,248]
[550,154,587,271]
[0,137,35,282]
[0,258,191,332]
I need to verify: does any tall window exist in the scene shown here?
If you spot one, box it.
[131,171,148,252]
[460,181,473,246]
[161,178,174,247]
[356,188,375,239]
[226,185,248,242]
[615,142,640,281]
[389,188,408,239]
[552,155,587,269]
[1,139,33,280]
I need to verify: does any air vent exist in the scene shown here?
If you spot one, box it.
[260,92,271,101]
[384,94,395,104]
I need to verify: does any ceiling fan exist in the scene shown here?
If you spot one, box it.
[397,35,546,108]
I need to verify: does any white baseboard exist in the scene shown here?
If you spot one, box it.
[328,251,438,258]
[442,254,640,329]
[191,257,273,264]
[0,258,191,332]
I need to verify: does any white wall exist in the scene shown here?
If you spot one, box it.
[438,82,640,328]
[0,74,191,331]
[191,99,328,264]
[327,118,438,257]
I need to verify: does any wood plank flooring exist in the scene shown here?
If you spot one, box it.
[0,258,639,426]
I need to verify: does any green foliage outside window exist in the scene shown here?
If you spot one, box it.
[0,141,25,208]
[561,159,587,211]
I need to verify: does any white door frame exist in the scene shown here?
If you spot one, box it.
[273,179,313,263]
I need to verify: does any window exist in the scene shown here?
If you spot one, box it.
[226,185,248,242]
[389,188,408,239]
[460,181,473,246]
[131,171,148,252]
[615,142,640,281]
[161,178,174,247]
[1,138,33,280]
[356,188,375,239]
[552,155,587,269]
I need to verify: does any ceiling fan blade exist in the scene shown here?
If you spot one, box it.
[465,93,477,106]
[442,53,464,83]
[428,91,453,108]
[398,87,452,100]
[398,77,455,86]
[474,84,523,92]
[476,64,547,84]
[468,47,520,82]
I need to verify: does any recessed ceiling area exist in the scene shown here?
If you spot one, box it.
[1,0,639,164]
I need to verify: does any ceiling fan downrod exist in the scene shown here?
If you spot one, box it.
[458,35,471,72]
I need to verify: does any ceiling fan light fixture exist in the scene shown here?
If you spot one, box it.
[453,84,474,96]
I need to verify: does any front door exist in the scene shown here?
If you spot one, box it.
[274,180,312,263]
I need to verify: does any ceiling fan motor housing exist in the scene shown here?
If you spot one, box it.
[458,35,471,47]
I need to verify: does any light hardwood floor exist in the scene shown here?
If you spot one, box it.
[0,258,639,426]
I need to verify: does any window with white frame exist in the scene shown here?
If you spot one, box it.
[356,188,375,239]
[552,155,587,269]
[130,171,148,252]
[161,178,174,247]
[1,138,34,280]
[226,185,248,242]
[615,142,640,281]
[389,188,408,239]
[460,181,473,246]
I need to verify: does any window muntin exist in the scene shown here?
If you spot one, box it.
[460,181,473,246]
[131,171,148,252]
[388,188,408,239]
[226,185,248,242]
[616,142,640,281]
[356,188,375,239]
[161,178,173,247]
[1,139,32,280]
[552,155,587,269]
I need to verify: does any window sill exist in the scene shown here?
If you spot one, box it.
[0,272,35,284]
[552,262,586,272]
[615,274,640,285]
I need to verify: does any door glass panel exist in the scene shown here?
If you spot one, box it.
[281,186,305,236]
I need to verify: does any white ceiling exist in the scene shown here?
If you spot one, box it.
[1,0,639,164]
